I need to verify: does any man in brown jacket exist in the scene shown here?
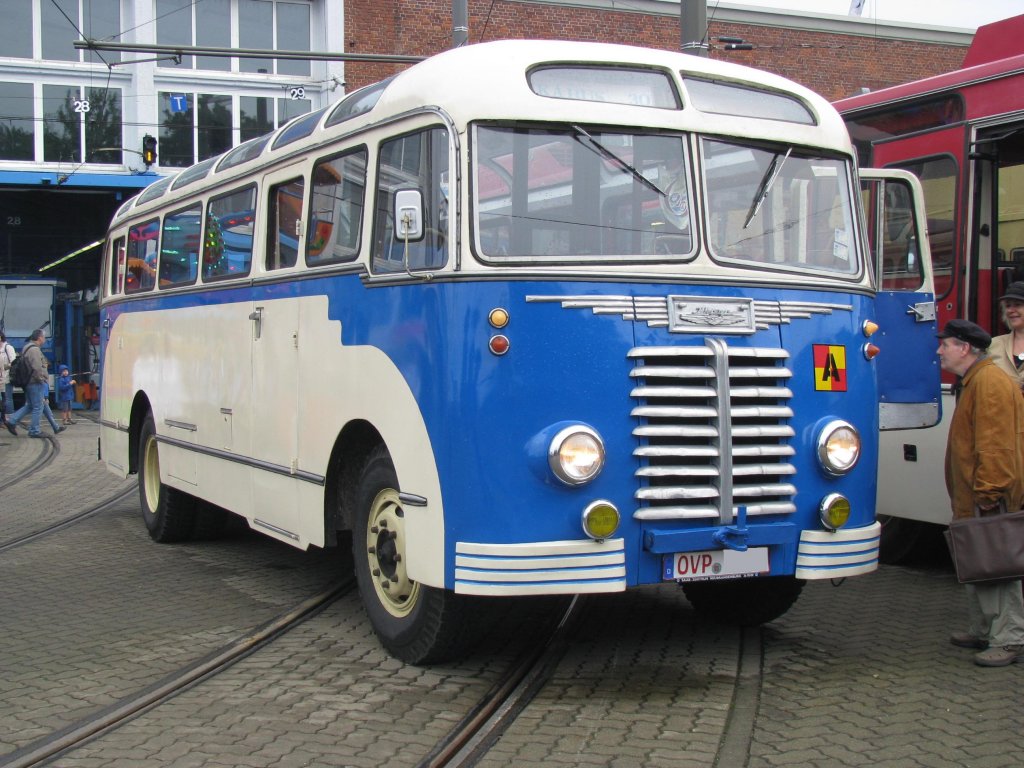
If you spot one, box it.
[938,319,1024,666]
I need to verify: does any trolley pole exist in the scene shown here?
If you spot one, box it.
[681,1,708,57]
[453,0,469,48]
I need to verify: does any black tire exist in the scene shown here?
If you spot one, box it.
[138,413,196,543]
[352,446,481,664]
[190,500,230,540]
[682,576,804,626]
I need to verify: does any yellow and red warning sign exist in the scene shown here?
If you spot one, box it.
[813,344,847,392]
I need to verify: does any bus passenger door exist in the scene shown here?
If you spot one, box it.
[860,168,942,429]
[249,166,305,544]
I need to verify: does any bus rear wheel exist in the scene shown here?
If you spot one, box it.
[353,446,478,664]
[681,576,804,626]
[138,413,196,543]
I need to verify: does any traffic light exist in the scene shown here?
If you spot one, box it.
[142,135,157,167]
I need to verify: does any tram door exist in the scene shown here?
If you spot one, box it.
[972,121,1024,331]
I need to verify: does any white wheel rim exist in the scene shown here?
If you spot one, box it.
[365,487,419,618]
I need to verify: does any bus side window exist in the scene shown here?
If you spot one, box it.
[109,237,125,296]
[204,186,256,281]
[159,204,202,287]
[125,220,159,294]
[267,178,305,270]
[372,127,449,273]
[307,147,367,266]
[896,156,956,298]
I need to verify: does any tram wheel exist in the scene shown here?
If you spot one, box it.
[353,445,480,664]
[138,413,196,543]
[681,576,804,626]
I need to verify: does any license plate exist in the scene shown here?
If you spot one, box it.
[663,547,769,582]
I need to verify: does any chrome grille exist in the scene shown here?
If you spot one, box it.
[629,340,796,522]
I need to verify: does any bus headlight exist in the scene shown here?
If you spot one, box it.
[819,493,851,530]
[548,425,605,486]
[817,420,860,475]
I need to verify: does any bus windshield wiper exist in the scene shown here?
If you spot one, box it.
[743,147,792,229]
[571,125,667,198]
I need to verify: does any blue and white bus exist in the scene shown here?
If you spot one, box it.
[99,40,938,663]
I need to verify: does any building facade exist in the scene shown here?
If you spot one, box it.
[0,0,971,292]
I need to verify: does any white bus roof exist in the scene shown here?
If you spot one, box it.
[113,39,852,224]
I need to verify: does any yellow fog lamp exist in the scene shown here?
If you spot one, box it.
[582,500,620,540]
[819,493,851,531]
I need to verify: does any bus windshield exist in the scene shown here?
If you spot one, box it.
[473,124,860,276]
[473,125,694,261]
[703,138,859,276]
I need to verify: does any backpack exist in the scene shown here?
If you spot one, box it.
[9,354,31,388]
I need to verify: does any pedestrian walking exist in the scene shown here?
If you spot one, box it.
[0,331,15,421]
[6,329,48,438]
[937,319,1024,667]
[987,281,1024,389]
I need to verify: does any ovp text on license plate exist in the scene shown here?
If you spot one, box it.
[663,547,769,581]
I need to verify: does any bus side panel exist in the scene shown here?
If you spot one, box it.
[99,307,130,478]
[299,289,445,584]
[102,294,256,524]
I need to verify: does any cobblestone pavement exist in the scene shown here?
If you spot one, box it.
[1,419,1022,767]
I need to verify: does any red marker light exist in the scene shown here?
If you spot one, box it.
[863,343,880,360]
[489,335,510,355]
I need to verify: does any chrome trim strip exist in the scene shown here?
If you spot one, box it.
[528,295,852,333]
[154,434,326,485]
[164,419,197,431]
[707,338,734,525]
[398,492,428,507]
[253,518,300,541]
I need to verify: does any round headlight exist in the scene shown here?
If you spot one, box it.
[817,420,861,476]
[549,426,605,486]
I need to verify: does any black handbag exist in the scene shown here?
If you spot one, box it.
[944,505,1024,584]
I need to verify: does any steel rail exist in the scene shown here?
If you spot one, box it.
[0,579,355,768]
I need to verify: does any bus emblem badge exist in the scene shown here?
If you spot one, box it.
[813,344,847,391]
[668,296,755,334]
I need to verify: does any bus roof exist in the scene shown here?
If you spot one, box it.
[835,14,1024,115]
[113,39,852,225]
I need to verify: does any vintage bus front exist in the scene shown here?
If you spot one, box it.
[359,47,936,640]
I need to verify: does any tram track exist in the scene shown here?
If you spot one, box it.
[418,595,585,768]
[0,486,136,553]
[0,579,355,768]
[0,433,59,493]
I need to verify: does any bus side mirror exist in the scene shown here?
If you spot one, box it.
[395,189,423,241]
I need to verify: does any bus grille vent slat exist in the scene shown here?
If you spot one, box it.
[630,343,796,522]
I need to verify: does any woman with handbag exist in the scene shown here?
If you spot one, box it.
[938,319,1024,667]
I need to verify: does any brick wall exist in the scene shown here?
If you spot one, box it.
[342,1,966,101]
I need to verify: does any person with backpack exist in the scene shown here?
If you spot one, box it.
[0,332,13,433]
[6,329,49,437]
[0,332,15,425]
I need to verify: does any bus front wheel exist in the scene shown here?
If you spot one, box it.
[138,413,196,543]
[353,446,478,664]
[681,576,804,626]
